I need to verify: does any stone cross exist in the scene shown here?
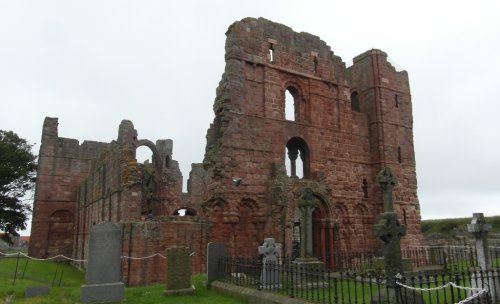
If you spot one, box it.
[467,213,499,300]
[376,166,397,212]
[296,187,319,258]
[467,213,492,270]
[258,238,279,288]
[373,167,406,288]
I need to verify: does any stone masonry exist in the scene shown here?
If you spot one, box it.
[29,17,423,285]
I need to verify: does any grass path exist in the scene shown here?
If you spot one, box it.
[0,257,244,303]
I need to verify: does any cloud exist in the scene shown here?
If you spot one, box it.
[0,0,499,227]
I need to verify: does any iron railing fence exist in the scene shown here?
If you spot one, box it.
[219,256,500,303]
[307,246,500,273]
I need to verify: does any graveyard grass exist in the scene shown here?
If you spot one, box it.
[0,257,245,303]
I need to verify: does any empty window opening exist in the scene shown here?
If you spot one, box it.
[165,155,170,167]
[313,56,318,73]
[286,148,304,178]
[403,209,407,225]
[268,44,274,62]
[285,89,295,121]
[285,137,309,179]
[351,91,360,112]
[136,146,154,165]
[174,208,196,216]
[395,94,399,108]
[397,147,402,163]
[362,179,368,198]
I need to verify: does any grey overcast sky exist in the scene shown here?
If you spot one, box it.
[1,0,499,228]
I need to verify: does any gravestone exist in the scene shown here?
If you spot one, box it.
[468,213,498,301]
[25,285,49,297]
[164,246,195,295]
[207,242,226,286]
[258,238,280,288]
[80,222,124,303]
[372,167,424,304]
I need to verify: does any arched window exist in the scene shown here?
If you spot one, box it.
[285,137,309,178]
[173,208,197,216]
[285,87,297,121]
[351,91,360,112]
[136,145,153,164]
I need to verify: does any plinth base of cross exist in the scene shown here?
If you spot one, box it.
[292,258,326,288]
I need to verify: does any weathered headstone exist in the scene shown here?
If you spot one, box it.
[164,246,195,295]
[25,285,49,297]
[468,213,498,301]
[258,238,280,288]
[207,242,225,286]
[80,222,124,303]
[372,167,424,304]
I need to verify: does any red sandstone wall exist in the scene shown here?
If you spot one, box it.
[199,18,423,260]
[31,18,423,285]
[121,219,209,286]
[29,118,109,258]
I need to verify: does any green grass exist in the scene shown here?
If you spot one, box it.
[421,215,500,239]
[0,257,245,303]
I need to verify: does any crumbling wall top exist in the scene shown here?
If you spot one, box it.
[117,120,137,146]
[225,17,343,80]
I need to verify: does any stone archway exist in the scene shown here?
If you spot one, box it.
[292,187,335,267]
[136,139,163,173]
[312,201,336,269]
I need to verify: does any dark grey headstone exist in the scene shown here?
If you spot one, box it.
[80,221,124,303]
[25,285,49,297]
[207,242,225,286]
[86,222,122,284]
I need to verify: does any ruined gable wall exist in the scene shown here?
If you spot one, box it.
[199,17,422,257]
[29,117,109,258]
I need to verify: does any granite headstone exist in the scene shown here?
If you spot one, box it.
[207,242,225,286]
[25,285,49,297]
[80,222,124,303]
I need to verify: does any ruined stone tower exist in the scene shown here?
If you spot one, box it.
[191,17,422,263]
[29,17,422,284]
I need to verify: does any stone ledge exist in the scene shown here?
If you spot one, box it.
[211,281,312,304]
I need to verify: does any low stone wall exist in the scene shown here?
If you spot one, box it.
[211,281,312,304]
